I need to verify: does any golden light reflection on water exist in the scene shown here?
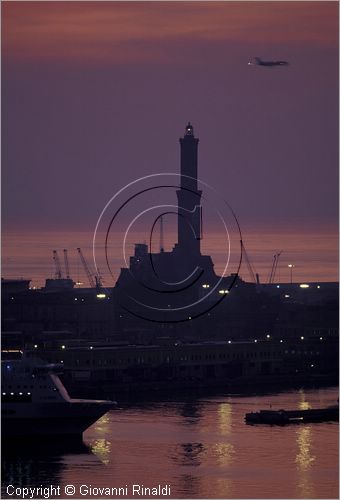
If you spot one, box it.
[214,477,233,498]
[298,389,311,410]
[89,413,112,464]
[215,403,235,467]
[218,402,232,435]
[90,439,112,465]
[93,413,111,433]
[213,442,235,467]
[299,401,311,410]
[295,426,316,498]
[296,427,316,470]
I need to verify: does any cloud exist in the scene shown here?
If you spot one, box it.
[2,2,338,64]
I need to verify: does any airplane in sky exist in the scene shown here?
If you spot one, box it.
[248,57,289,67]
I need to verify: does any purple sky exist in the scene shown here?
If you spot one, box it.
[2,2,339,234]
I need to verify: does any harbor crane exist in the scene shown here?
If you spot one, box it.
[63,249,71,279]
[268,251,283,284]
[241,241,260,284]
[53,250,63,279]
[77,248,102,289]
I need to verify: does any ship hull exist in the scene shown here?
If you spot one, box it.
[2,401,113,437]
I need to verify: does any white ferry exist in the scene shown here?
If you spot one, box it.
[1,358,116,438]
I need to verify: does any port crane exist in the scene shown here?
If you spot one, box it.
[77,248,102,290]
[53,250,63,279]
[63,249,71,279]
[241,241,260,284]
[268,251,282,284]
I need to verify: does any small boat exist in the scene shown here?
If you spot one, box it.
[245,406,339,425]
[1,358,116,439]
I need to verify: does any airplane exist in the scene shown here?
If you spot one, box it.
[248,57,289,67]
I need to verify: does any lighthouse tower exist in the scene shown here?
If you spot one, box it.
[176,123,202,260]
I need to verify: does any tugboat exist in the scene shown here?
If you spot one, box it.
[245,406,339,425]
[1,358,116,439]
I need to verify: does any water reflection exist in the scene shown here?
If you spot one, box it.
[173,442,205,467]
[214,477,234,498]
[296,427,315,470]
[92,413,111,433]
[213,442,235,467]
[176,473,200,498]
[179,401,202,425]
[89,439,112,465]
[298,389,311,410]
[295,426,316,498]
[215,402,235,467]
[1,440,91,498]
[2,389,337,499]
[218,402,232,435]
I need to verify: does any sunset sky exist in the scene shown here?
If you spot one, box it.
[2,1,339,283]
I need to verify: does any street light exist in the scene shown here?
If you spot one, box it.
[288,264,295,284]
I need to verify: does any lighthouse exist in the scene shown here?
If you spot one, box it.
[116,122,217,320]
[176,122,202,260]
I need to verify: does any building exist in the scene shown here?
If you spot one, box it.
[116,123,221,322]
[31,336,338,397]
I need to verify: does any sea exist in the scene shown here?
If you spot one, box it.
[1,225,338,287]
[2,387,338,499]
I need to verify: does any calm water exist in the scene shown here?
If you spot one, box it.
[2,387,338,499]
